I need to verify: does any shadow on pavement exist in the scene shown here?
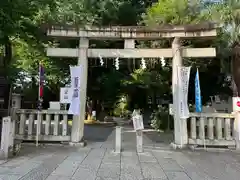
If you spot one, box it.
[84,125,115,142]
[144,130,174,144]
[122,125,173,151]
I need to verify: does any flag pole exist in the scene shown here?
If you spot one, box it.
[37,62,44,147]
[195,68,205,150]
[37,63,40,147]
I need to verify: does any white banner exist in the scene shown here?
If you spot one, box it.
[60,87,72,104]
[177,66,191,118]
[68,66,82,115]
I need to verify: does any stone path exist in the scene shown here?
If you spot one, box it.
[0,126,240,179]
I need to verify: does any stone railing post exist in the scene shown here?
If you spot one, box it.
[234,112,240,149]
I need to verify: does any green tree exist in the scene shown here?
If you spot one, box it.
[205,0,240,96]
[0,0,56,108]
[142,0,208,26]
[142,0,232,103]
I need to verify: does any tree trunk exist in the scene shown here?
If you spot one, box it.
[3,37,12,110]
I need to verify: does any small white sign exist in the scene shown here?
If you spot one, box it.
[169,104,174,115]
[60,87,72,104]
[132,115,144,131]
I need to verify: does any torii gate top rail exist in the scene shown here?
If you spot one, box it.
[46,23,217,39]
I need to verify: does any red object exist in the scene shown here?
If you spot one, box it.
[237,101,240,107]
[39,86,43,97]
[39,64,44,98]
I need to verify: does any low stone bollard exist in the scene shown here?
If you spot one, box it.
[136,130,143,153]
[1,117,12,159]
[115,126,122,153]
[132,113,144,153]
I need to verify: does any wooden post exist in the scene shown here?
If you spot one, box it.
[70,37,89,145]
[172,37,188,147]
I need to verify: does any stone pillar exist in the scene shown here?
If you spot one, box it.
[171,37,188,147]
[70,37,89,145]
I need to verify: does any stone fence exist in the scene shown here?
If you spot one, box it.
[188,112,239,148]
[0,109,240,158]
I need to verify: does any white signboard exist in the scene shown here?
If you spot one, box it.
[177,66,191,118]
[60,87,72,104]
[132,115,144,131]
[232,97,240,112]
[68,66,82,115]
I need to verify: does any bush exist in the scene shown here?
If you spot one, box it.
[113,96,131,118]
[150,105,173,131]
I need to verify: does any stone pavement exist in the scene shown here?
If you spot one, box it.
[0,126,240,180]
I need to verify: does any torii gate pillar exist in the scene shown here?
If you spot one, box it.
[172,37,188,147]
[70,38,89,145]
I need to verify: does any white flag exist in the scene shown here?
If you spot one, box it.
[68,66,82,115]
[177,66,191,118]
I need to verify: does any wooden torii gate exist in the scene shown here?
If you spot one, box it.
[46,23,217,147]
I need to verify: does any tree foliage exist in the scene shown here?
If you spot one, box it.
[206,0,240,96]
[142,0,209,26]
[0,0,238,111]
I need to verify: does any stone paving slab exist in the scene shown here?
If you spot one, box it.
[45,175,70,180]
[0,174,22,180]
[2,127,240,180]
[0,149,238,180]
[141,162,167,179]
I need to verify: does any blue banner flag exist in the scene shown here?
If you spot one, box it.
[195,69,202,112]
